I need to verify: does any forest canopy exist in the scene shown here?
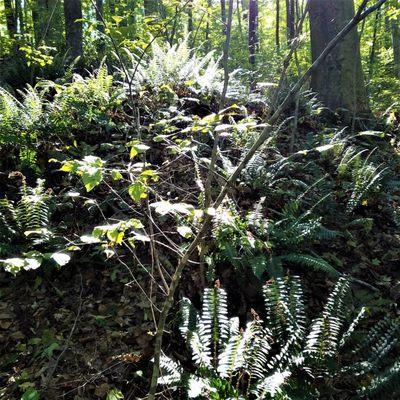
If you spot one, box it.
[1,0,400,399]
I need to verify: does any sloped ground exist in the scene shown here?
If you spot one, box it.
[1,79,400,398]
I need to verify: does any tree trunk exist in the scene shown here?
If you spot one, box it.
[15,0,24,33]
[94,0,106,55]
[188,0,193,34]
[221,0,227,34]
[144,0,158,15]
[248,0,258,65]
[64,0,83,61]
[286,0,295,44]
[95,0,104,34]
[276,0,280,52]
[392,16,400,78]
[309,0,370,116]
[368,8,381,80]
[205,0,212,51]
[4,0,17,38]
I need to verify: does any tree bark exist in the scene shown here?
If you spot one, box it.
[286,0,295,44]
[188,0,193,34]
[309,0,370,116]
[392,16,400,78]
[4,0,17,38]
[15,0,24,33]
[276,0,280,52]
[248,0,258,65]
[64,0,83,61]
[144,0,158,15]
[368,8,381,80]
[221,0,227,34]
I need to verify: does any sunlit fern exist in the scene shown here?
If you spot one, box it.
[158,277,400,399]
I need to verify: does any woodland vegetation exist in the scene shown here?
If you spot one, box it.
[0,0,400,399]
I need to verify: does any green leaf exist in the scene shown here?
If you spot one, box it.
[128,182,147,202]
[81,168,103,192]
[21,388,40,400]
[177,226,193,238]
[80,235,102,244]
[51,253,71,267]
[42,342,59,359]
[129,142,150,159]
[107,229,125,245]
[107,388,124,400]
[111,170,123,180]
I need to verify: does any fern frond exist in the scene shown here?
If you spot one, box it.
[280,254,340,277]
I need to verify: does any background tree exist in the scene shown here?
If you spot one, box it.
[309,0,370,116]
[4,0,17,38]
[248,0,258,65]
[276,0,280,52]
[63,0,83,61]
[286,0,295,44]
[392,14,400,77]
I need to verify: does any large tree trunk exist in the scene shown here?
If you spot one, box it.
[4,0,17,38]
[309,0,370,116]
[64,0,83,61]
[392,16,400,78]
[248,0,258,65]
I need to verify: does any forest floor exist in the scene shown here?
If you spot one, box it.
[1,83,400,399]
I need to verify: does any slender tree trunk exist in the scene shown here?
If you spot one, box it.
[144,0,158,15]
[309,0,370,116]
[248,0,258,65]
[188,0,193,35]
[220,0,234,108]
[205,0,212,51]
[95,0,104,34]
[94,0,106,55]
[15,0,24,33]
[392,16,400,78]
[286,0,295,44]
[237,0,244,41]
[4,0,17,38]
[368,8,381,80]
[221,0,227,34]
[384,3,391,48]
[276,0,280,52]
[64,0,83,61]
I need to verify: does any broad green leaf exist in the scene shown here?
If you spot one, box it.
[21,388,40,400]
[107,229,125,245]
[51,253,71,267]
[107,388,124,400]
[128,182,147,202]
[81,168,103,192]
[111,169,123,180]
[177,226,193,238]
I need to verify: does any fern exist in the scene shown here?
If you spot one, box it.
[158,277,400,399]
[0,179,68,274]
[126,38,222,93]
